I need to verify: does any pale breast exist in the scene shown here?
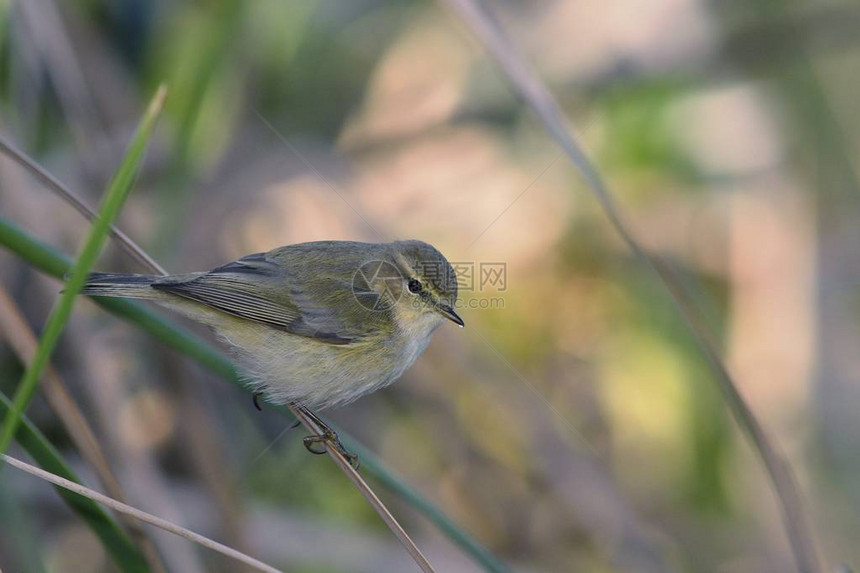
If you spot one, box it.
[213,312,442,410]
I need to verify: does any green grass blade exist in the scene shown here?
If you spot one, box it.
[0,86,167,454]
[0,215,509,573]
[0,392,149,572]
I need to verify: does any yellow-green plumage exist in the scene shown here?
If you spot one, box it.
[82,240,462,410]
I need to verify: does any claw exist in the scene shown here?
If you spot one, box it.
[253,392,263,411]
[293,403,360,470]
[301,430,359,469]
[302,435,329,455]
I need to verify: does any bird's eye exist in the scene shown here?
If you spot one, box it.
[407,278,423,294]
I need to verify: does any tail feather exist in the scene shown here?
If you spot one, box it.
[81,272,160,299]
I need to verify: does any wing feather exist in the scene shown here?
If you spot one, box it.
[151,251,365,345]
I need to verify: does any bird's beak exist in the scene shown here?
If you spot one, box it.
[437,304,464,327]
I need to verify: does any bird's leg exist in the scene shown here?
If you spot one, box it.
[294,403,359,470]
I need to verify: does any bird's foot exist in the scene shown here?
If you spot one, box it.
[302,431,359,470]
[295,403,359,470]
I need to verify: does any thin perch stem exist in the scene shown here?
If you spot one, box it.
[1,453,281,573]
[288,404,436,573]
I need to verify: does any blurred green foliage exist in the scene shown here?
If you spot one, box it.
[1,0,859,571]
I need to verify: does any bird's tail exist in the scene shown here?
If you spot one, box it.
[80,272,161,299]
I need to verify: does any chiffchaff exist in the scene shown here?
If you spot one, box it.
[82,239,463,461]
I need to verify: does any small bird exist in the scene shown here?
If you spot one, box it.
[82,239,463,462]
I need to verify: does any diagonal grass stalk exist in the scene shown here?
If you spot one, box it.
[1,453,282,573]
[0,134,167,275]
[0,86,168,454]
[437,1,820,571]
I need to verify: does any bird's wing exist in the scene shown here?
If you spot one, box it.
[151,252,368,345]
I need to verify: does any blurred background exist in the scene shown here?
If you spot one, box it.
[1,0,859,571]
